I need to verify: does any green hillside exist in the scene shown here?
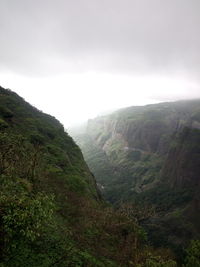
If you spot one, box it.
[0,87,180,266]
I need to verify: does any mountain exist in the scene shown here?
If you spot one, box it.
[73,99,200,255]
[0,86,179,266]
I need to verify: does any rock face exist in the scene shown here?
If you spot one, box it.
[73,99,200,249]
[163,127,200,188]
[87,101,200,155]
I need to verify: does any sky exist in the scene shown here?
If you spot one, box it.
[0,0,200,127]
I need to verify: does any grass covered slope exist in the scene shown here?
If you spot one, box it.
[0,87,178,267]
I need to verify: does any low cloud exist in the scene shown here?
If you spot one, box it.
[0,0,200,80]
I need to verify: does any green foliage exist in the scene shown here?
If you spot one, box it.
[0,119,8,129]
[30,133,46,146]
[2,190,55,242]
[67,174,87,194]
[0,131,57,266]
[140,255,177,267]
[0,105,13,118]
[184,240,200,267]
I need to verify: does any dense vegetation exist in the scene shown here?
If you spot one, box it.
[0,87,180,266]
[73,99,200,263]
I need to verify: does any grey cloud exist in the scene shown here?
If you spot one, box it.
[0,0,200,79]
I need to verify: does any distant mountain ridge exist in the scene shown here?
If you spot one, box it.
[73,99,200,251]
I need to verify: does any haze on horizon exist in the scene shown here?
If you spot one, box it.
[0,0,200,127]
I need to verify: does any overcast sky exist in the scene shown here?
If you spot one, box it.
[0,0,200,127]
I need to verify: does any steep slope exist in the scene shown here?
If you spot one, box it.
[0,87,177,267]
[0,87,104,266]
[73,100,200,253]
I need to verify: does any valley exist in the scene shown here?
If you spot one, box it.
[0,87,183,266]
